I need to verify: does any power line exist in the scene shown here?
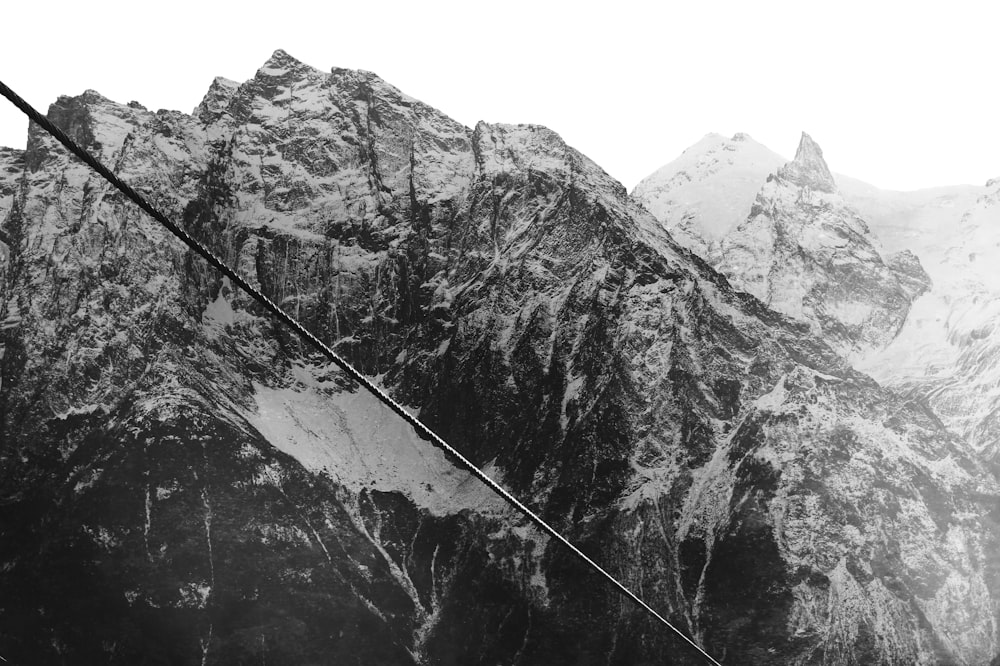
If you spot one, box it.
[0,78,723,666]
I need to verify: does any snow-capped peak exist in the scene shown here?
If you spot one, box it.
[778,131,836,193]
[261,48,312,72]
[629,132,787,254]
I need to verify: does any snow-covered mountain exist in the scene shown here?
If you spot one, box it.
[633,127,1000,469]
[712,132,930,359]
[631,132,786,257]
[632,132,985,260]
[858,179,1000,461]
[3,51,1000,665]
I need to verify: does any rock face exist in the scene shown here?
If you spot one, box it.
[631,132,985,262]
[715,133,930,359]
[0,147,22,220]
[2,51,1000,665]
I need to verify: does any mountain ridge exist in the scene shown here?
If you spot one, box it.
[633,126,1000,479]
[2,50,999,665]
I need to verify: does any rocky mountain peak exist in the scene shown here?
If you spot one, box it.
[79,89,110,103]
[262,48,310,72]
[778,131,837,193]
[715,133,928,357]
[193,76,239,123]
[248,48,329,95]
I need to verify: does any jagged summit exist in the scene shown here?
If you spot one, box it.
[253,49,326,86]
[193,76,240,122]
[261,49,386,85]
[715,130,929,357]
[778,131,837,193]
[0,146,24,222]
[54,89,113,106]
[261,48,313,71]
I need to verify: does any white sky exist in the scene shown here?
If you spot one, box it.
[0,0,996,191]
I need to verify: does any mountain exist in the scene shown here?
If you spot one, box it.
[3,50,1000,665]
[633,133,985,259]
[632,128,1000,482]
[858,178,1000,464]
[631,132,786,257]
[707,133,928,358]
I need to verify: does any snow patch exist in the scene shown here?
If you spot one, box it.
[240,366,506,517]
[755,376,788,411]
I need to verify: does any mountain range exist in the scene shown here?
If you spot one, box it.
[1,50,999,665]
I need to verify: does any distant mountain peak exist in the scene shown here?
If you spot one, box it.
[778,131,836,193]
[264,48,303,67]
[257,49,320,80]
[193,76,240,122]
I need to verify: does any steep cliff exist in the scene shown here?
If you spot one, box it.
[2,51,999,665]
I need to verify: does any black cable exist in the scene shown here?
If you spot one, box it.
[0,78,723,666]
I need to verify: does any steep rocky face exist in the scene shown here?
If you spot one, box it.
[715,133,930,359]
[633,131,998,461]
[0,146,22,225]
[776,132,837,193]
[2,51,1000,666]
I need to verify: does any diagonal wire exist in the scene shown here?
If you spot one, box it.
[0,78,723,666]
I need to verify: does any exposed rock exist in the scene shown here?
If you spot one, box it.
[631,133,984,262]
[715,132,928,359]
[886,249,932,300]
[192,76,240,123]
[778,131,837,193]
[1,51,999,666]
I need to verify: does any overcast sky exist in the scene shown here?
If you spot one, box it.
[1,0,996,191]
